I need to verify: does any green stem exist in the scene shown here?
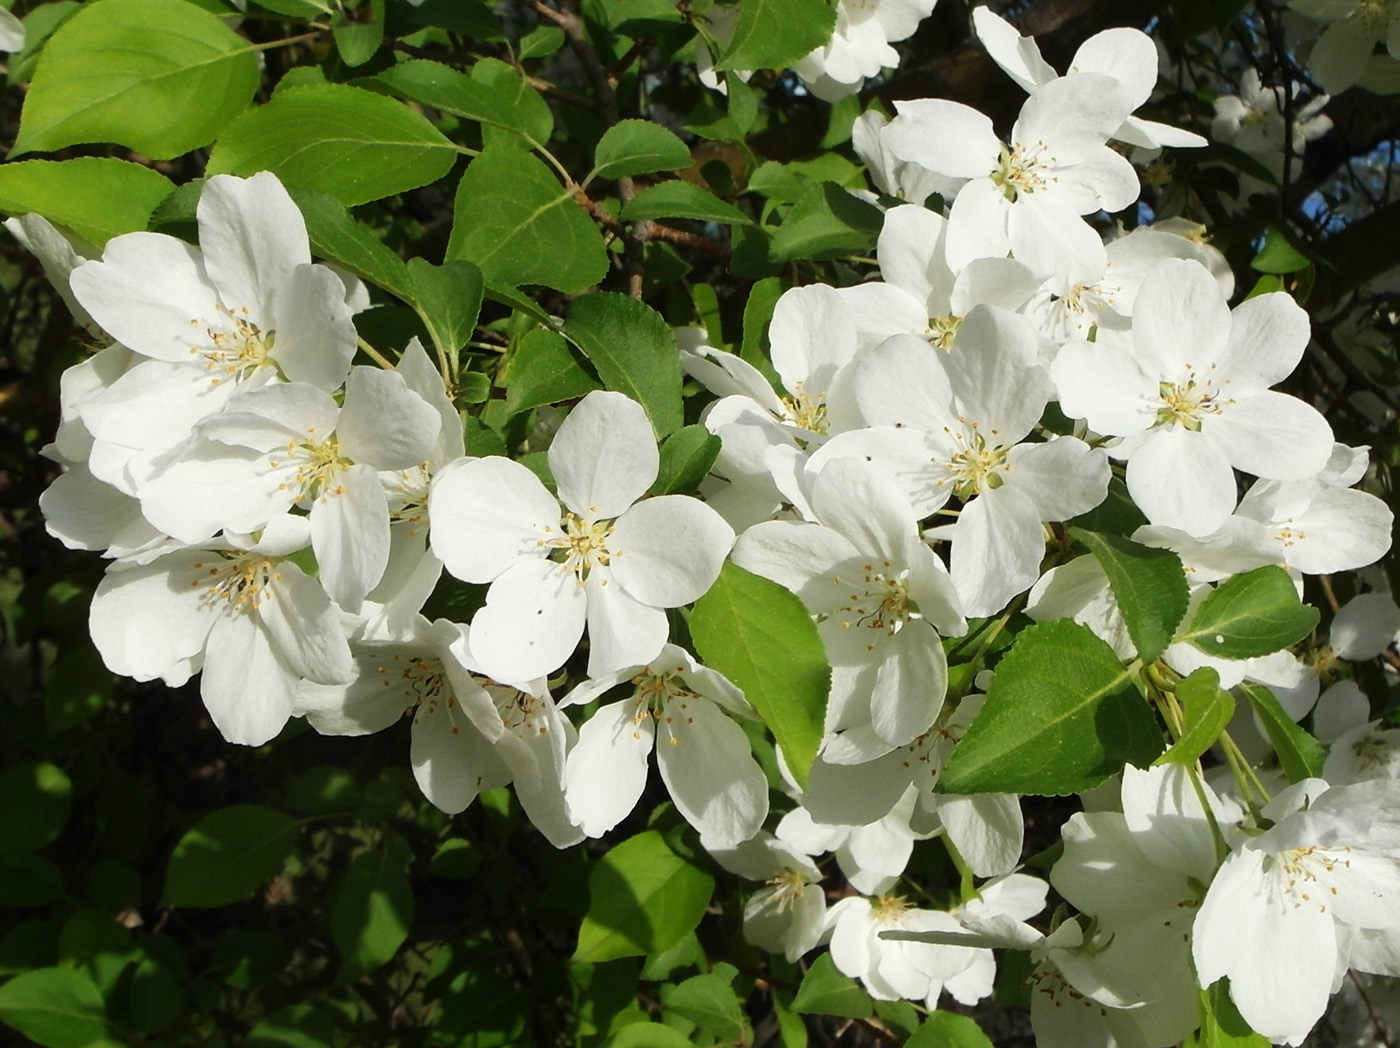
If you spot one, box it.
[357,336,394,370]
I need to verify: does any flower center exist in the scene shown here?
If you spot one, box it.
[1273,844,1351,914]
[275,434,351,503]
[491,685,551,737]
[385,465,432,530]
[764,868,813,913]
[992,141,1052,199]
[550,512,615,581]
[195,304,276,385]
[831,561,920,652]
[942,426,1009,500]
[871,893,913,924]
[1154,371,1230,431]
[781,384,829,434]
[189,552,279,614]
[926,314,962,351]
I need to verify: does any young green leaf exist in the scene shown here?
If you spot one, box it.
[769,180,883,262]
[0,158,173,246]
[689,562,830,788]
[1176,566,1320,659]
[790,953,872,1018]
[0,967,117,1048]
[561,292,685,436]
[1251,227,1311,275]
[376,59,549,145]
[471,57,554,148]
[591,120,693,182]
[406,257,485,359]
[574,831,714,963]
[13,0,258,159]
[664,973,747,1040]
[207,83,457,207]
[502,328,601,415]
[716,0,837,72]
[281,186,415,302]
[620,181,752,225]
[650,425,722,497]
[331,846,415,982]
[162,805,299,908]
[1070,528,1189,664]
[906,1012,997,1048]
[1239,683,1326,783]
[447,146,609,295]
[940,620,1163,796]
[1189,981,1271,1047]
[1155,667,1235,768]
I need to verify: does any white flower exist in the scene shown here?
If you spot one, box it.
[1211,69,1331,190]
[88,515,354,746]
[1193,778,1400,1045]
[792,0,938,101]
[0,8,24,53]
[883,73,1139,281]
[733,456,965,759]
[69,172,358,458]
[1053,258,1334,536]
[430,390,734,681]
[560,644,767,847]
[1292,0,1400,94]
[852,111,963,204]
[708,832,827,962]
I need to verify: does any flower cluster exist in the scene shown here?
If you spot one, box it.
[18,8,1400,1045]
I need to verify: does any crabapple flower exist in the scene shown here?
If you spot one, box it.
[430,391,734,682]
[69,172,358,457]
[733,456,965,761]
[791,0,938,101]
[973,6,1207,150]
[1291,0,1400,94]
[708,832,826,962]
[883,73,1138,281]
[88,514,354,746]
[0,8,23,52]
[560,644,767,847]
[1212,69,1332,190]
[852,111,963,204]
[1053,258,1334,536]
[1193,778,1400,1045]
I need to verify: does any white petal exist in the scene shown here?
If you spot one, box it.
[89,554,218,681]
[429,457,559,583]
[584,567,669,676]
[471,557,587,683]
[198,172,310,317]
[337,366,441,469]
[202,613,297,745]
[656,697,769,847]
[944,177,1012,272]
[886,100,1000,179]
[769,284,861,396]
[1209,392,1333,482]
[261,563,354,685]
[951,486,1046,618]
[938,794,1023,877]
[550,391,658,519]
[1126,427,1237,535]
[1002,438,1109,522]
[1132,258,1231,377]
[608,496,734,607]
[311,464,391,611]
[565,699,655,837]
[412,699,508,813]
[270,264,357,391]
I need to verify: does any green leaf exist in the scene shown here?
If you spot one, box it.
[447,146,608,295]
[740,275,783,383]
[211,930,292,990]
[45,639,112,734]
[769,180,882,262]
[0,967,117,1048]
[407,257,484,358]
[126,955,186,1034]
[906,1012,997,1048]
[519,25,565,58]
[1177,566,1320,659]
[940,620,1163,795]
[1071,528,1189,664]
[716,0,837,71]
[592,120,693,182]
[333,8,384,68]
[503,328,601,415]
[282,186,415,302]
[162,804,299,908]
[650,425,722,496]
[620,181,751,225]
[0,158,173,246]
[14,0,258,158]
[7,2,82,87]
[1251,227,1311,275]
[285,766,361,815]
[602,1024,694,1048]
[331,846,415,981]
[375,59,550,145]
[472,57,554,148]
[790,954,872,1018]
[403,0,500,37]
[574,831,714,963]
[1239,683,1326,783]
[561,292,684,437]
[1156,668,1235,768]
[664,973,746,1040]
[1189,981,1271,1047]
[0,854,64,907]
[0,761,72,855]
[689,562,830,788]
[207,83,458,207]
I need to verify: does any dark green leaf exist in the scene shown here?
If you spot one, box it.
[0,761,72,854]
[503,328,601,415]
[689,562,830,788]
[592,120,692,181]
[333,12,383,68]
[790,953,872,1018]
[561,292,684,436]
[1071,528,1189,664]
[447,146,608,295]
[207,83,457,207]
[211,930,292,989]
[375,59,550,145]
[716,0,837,71]
[519,25,565,58]
[14,0,258,158]
[285,766,361,814]
[162,805,299,908]
[0,854,64,907]
[0,159,173,246]
[1239,683,1326,783]
[0,967,116,1048]
[45,640,111,734]
[650,425,722,496]
[574,831,714,963]
[1156,667,1235,768]
[769,181,882,262]
[283,186,415,302]
[620,181,751,225]
[907,1012,997,1048]
[407,257,484,358]
[940,620,1163,795]
[472,57,554,148]
[602,1024,694,1048]
[664,973,746,1039]
[1177,566,1320,659]
[403,0,500,37]
[740,275,783,383]
[126,955,186,1034]
[331,846,415,981]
